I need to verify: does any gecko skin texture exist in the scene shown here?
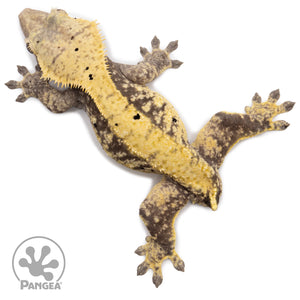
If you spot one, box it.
[6,8,295,287]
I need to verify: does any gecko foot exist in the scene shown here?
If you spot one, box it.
[140,36,183,70]
[119,36,183,84]
[135,236,184,288]
[245,89,295,131]
[5,65,44,102]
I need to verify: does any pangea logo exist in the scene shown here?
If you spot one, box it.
[12,236,65,290]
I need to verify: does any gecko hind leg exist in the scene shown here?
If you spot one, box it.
[193,89,295,169]
[136,178,189,287]
[120,36,183,85]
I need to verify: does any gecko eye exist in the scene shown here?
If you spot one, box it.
[55,9,67,15]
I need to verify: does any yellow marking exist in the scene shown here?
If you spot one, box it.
[142,102,151,113]
[209,187,218,211]
[32,10,218,198]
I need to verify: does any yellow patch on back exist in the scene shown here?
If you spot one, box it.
[30,9,219,205]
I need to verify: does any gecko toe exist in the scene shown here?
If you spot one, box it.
[17,65,29,76]
[16,93,28,103]
[152,272,163,288]
[166,40,178,53]
[151,36,160,49]
[170,253,185,272]
[272,120,290,130]
[171,60,183,69]
[5,80,20,89]
[252,92,262,104]
[135,245,147,256]
[268,89,280,103]
[140,46,149,57]
[280,101,295,113]
[137,261,149,276]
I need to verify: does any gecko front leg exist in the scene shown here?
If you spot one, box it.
[5,65,86,113]
[119,36,183,85]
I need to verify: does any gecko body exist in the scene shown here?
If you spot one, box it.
[6,8,295,287]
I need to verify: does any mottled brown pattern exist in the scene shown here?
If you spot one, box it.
[107,58,187,145]
[195,112,265,167]
[139,178,189,252]
[136,177,189,286]
[84,95,154,171]
[193,91,295,169]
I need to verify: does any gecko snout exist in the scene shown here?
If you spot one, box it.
[19,8,48,38]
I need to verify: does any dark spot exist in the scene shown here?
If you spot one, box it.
[85,67,89,70]
[89,74,94,80]
[172,118,177,123]
[75,48,79,51]
[36,41,40,44]
[133,114,141,120]
[115,123,118,126]
[93,123,97,129]
[71,36,74,40]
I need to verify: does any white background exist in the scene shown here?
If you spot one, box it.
[0,0,299,299]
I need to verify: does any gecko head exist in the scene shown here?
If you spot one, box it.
[19,8,70,56]
[18,8,104,88]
